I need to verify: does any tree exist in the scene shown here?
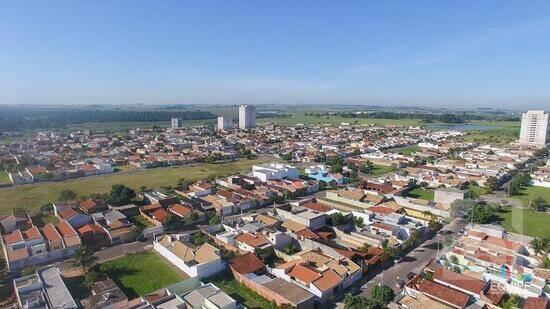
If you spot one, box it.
[370,284,395,305]
[178,178,190,190]
[40,203,53,212]
[501,295,519,309]
[318,180,327,190]
[105,184,136,206]
[530,197,547,212]
[331,212,350,226]
[344,294,385,309]
[254,247,277,267]
[84,268,105,286]
[208,215,221,225]
[449,254,459,265]
[58,189,77,202]
[73,245,98,273]
[21,265,38,276]
[485,176,499,192]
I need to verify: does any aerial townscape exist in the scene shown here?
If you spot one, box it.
[2,2,550,309]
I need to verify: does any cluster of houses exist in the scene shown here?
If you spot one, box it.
[395,224,549,308]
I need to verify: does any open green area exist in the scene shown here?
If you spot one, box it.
[496,207,550,237]
[394,145,421,156]
[460,125,520,146]
[510,186,550,207]
[31,212,59,227]
[99,251,184,298]
[0,170,10,185]
[369,164,396,176]
[406,187,434,201]
[114,164,140,172]
[466,183,491,198]
[130,215,154,228]
[258,113,424,127]
[0,157,273,214]
[204,271,276,309]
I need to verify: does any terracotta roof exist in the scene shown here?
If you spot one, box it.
[368,206,396,215]
[229,252,265,274]
[57,220,78,237]
[151,209,170,223]
[302,202,331,213]
[296,228,320,240]
[417,280,470,308]
[141,203,162,213]
[523,297,549,309]
[433,267,485,295]
[78,223,104,234]
[42,223,62,242]
[169,204,193,217]
[22,226,42,240]
[58,208,78,219]
[256,214,279,226]
[483,282,505,305]
[483,236,523,252]
[6,247,29,261]
[2,229,23,245]
[312,269,342,292]
[235,233,270,248]
[288,264,321,284]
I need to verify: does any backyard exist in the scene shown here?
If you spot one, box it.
[203,271,277,309]
[368,164,396,177]
[0,156,274,214]
[406,187,434,201]
[496,207,550,237]
[99,251,184,298]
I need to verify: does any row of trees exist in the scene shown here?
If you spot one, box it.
[58,184,136,206]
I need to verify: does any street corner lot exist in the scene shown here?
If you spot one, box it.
[98,250,185,298]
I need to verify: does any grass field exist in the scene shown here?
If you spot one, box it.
[203,271,276,309]
[369,164,396,176]
[460,125,520,146]
[258,113,424,127]
[0,170,10,185]
[496,207,550,237]
[99,251,184,298]
[406,187,434,201]
[510,186,550,207]
[467,184,490,198]
[0,157,273,214]
[394,145,421,156]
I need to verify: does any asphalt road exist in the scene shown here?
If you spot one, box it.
[360,217,469,295]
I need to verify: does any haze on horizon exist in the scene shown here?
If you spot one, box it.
[1,1,550,109]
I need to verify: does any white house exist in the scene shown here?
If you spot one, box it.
[154,235,225,278]
[252,163,299,182]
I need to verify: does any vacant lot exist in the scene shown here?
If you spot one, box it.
[0,157,273,214]
[510,186,550,207]
[406,187,434,201]
[369,164,396,177]
[99,251,184,298]
[496,207,550,237]
[0,171,10,185]
[258,114,424,127]
[203,271,276,309]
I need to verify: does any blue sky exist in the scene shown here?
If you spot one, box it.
[1,1,550,108]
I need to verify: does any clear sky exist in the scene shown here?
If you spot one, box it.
[2,1,550,109]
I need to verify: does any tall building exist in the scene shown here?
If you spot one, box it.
[239,105,256,129]
[519,110,549,148]
[217,116,232,131]
[171,117,180,129]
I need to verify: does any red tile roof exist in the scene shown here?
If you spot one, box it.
[523,297,549,309]
[418,280,470,308]
[288,264,321,284]
[57,220,78,237]
[151,209,170,223]
[169,204,193,217]
[235,233,270,248]
[58,208,78,219]
[22,226,42,240]
[2,229,23,245]
[229,252,266,274]
[368,206,396,215]
[434,267,485,295]
[483,236,523,252]
[312,269,342,292]
[302,202,331,213]
[42,223,62,242]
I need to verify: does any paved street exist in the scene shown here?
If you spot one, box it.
[360,217,469,296]
[94,240,153,263]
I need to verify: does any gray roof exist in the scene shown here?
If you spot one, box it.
[262,278,314,306]
[38,266,78,309]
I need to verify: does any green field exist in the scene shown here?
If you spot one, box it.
[31,212,59,227]
[369,164,396,176]
[511,186,550,207]
[496,207,550,237]
[394,145,421,156]
[258,113,424,127]
[204,271,276,309]
[0,171,10,185]
[460,125,520,146]
[99,251,184,298]
[0,157,273,214]
[406,187,434,201]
